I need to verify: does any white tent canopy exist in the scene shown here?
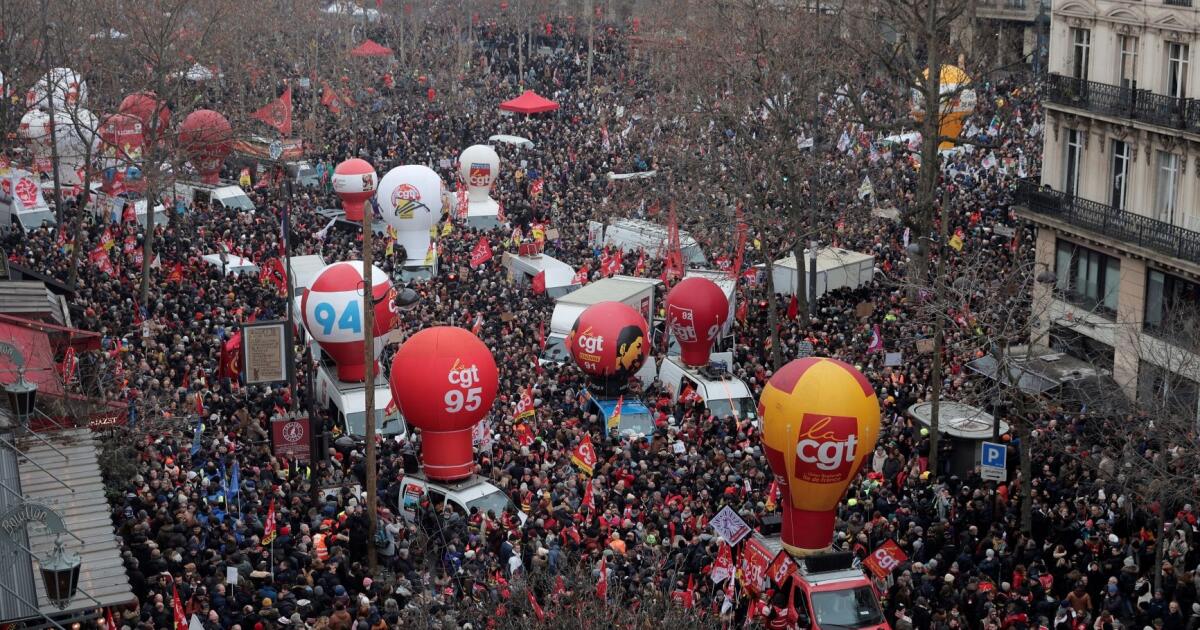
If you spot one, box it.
[766,247,876,298]
[174,63,221,82]
[606,170,657,181]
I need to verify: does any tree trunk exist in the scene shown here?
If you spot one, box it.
[910,0,945,297]
[1019,406,1032,534]
[1153,512,1166,592]
[791,230,809,322]
[765,255,782,371]
[926,192,951,478]
[586,0,595,86]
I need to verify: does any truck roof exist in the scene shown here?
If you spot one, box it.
[404,472,504,502]
[665,355,752,398]
[592,398,651,416]
[287,255,328,291]
[556,276,655,306]
[756,535,869,589]
[610,218,700,247]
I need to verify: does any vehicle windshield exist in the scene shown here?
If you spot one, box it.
[466,490,515,519]
[706,396,758,421]
[219,195,256,212]
[346,410,406,437]
[17,210,55,231]
[809,587,885,628]
[619,410,656,438]
[541,336,569,363]
[466,215,503,230]
[400,264,435,283]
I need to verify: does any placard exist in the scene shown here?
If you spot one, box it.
[709,505,751,545]
[271,415,311,460]
[545,228,560,241]
[738,535,774,590]
[884,352,903,367]
[863,539,908,579]
[855,301,875,319]
[243,320,288,384]
[915,338,935,354]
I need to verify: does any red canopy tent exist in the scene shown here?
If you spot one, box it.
[350,39,394,57]
[499,90,560,114]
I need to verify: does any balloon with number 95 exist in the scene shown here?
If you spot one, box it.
[389,326,498,481]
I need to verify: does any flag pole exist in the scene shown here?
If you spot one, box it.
[283,180,298,412]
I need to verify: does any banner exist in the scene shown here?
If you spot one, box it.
[710,542,734,584]
[514,386,535,420]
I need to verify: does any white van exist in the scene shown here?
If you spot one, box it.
[658,352,758,422]
[398,472,526,525]
[590,218,707,266]
[0,169,56,232]
[174,180,255,213]
[202,253,259,276]
[315,362,407,440]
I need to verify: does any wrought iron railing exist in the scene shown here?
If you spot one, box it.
[1164,0,1193,7]
[1014,179,1200,266]
[1045,73,1200,134]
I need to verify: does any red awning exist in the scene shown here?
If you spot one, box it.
[0,318,62,396]
[499,90,560,114]
[350,39,394,57]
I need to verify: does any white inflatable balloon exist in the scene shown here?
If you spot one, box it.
[18,109,53,153]
[458,145,500,203]
[377,165,442,265]
[19,108,99,185]
[25,68,87,111]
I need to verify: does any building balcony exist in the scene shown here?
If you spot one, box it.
[1044,73,1200,135]
[1014,179,1200,267]
[975,0,1041,21]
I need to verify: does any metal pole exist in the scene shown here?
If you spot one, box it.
[284,181,298,412]
[807,240,818,307]
[361,191,379,572]
[39,0,65,226]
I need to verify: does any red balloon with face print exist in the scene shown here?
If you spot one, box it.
[179,109,232,184]
[566,302,649,383]
[390,327,498,481]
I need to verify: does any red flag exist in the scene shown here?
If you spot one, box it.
[260,258,288,297]
[172,584,188,630]
[765,480,780,512]
[531,270,546,294]
[596,557,608,601]
[60,347,77,385]
[786,294,799,320]
[219,332,243,381]
[470,236,493,267]
[570,434,597,475]
[497,199,507,223]
[262,498,277,545]
[105,607,117,630]
[471,312,484,336]
[573,264,589,285]
[513,422,534,447]
[193,392,204,417]
[253,86,293,136]
[529,177,545,198]
[167,262,185,283]
[602,249,623,276]
[730,219,748,280]
[582,479,596,515]
[528,591,545,621]
[514,386,536,420]
[710,542,734,583]
[320,82,343,115]
[634,249,646,276]
[89,246,115,276]
[554,575,566,597]
[736,299,748,322]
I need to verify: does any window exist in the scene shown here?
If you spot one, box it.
[1155,151,1179,224]
[1071,28,1091,80]
[1144,269,1200,332]
[1166,42,1189,99]
[1050,325,1115,373]
[1110,140,1131,210]
[1064,129,1083,197]
[1054,240,1120,313]
[1118,35,1138,89]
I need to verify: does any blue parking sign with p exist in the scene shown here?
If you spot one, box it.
[981,441,1006,468]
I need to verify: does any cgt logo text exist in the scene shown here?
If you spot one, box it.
[794,414,859,481]
[573,328,604,363]
[448,359,482,388]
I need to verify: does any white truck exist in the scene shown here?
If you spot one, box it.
[0,169,56,232]
[658,352,758,423]
[588,218,707,266]
[675,268,737,351]
[315,361,407,441]
[541,275,660,386]
[501,251,579,298]
[173,179,256,213]
[87,186,169,228]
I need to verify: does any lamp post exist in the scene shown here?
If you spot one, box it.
[5,370,37,427]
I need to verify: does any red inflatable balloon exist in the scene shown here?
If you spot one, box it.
[118,92,170,139]
[666,277,729,367]
[332,158,378,222]
[179,109,232,185]
[300,261,397,382]
[390,327,498,481]
[566,302,649,383]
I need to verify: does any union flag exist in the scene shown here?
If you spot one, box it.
[252,86,293,136]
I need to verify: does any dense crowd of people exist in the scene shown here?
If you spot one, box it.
[3,11,1199,630]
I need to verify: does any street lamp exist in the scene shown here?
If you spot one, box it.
[5,369,37,427]
[38,537,81,609]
